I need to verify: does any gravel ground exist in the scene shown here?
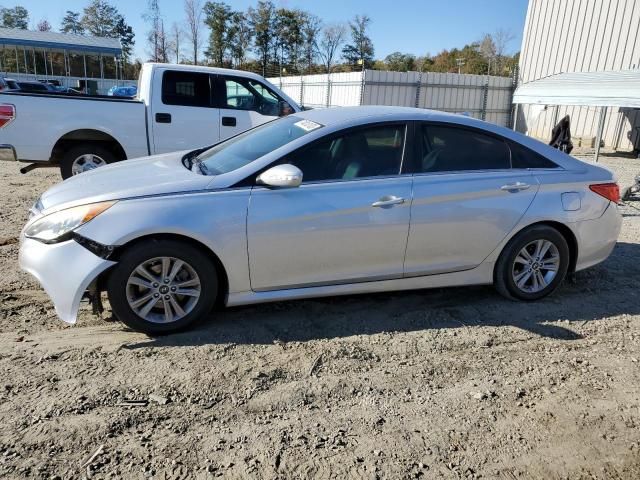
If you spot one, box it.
[0,156,639,480]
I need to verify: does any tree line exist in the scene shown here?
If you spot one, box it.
[0,1,518,80]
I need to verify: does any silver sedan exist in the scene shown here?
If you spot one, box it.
[19,107,622,334]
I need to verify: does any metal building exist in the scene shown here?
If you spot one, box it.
[0,27,128,94]
[269,70,515,127]
[515,0,640,151]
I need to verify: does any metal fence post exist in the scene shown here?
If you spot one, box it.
[510,65,519,129]
[326,76,332,108]
[300,77,304,108]
[414,71,422,108]
[359,69,367,106]
[481,78,489,121]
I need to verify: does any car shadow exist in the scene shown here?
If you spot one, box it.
[123,241,640,349]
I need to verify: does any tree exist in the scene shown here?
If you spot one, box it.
[184,0,203,65]
[144,0,165,62]
[274,8,306,73]
[36,19,52,32]
[1,6,29,29]
[301,13,321,73]
[203,1,232,67]
[169,22,183,63]
[342,15,374,68]
[318,24,346,73]
[81,0,118,37]
[384,52,416,72]
[493,28,516,74]
[60,11,84,35]
[249,1,276,76]
[479,33,497,74]
[227,11,253,68]
[80,1,135,66]
[115,16,135,64]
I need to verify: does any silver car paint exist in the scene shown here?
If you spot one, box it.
[19,106,622,324]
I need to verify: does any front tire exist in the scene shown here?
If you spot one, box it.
[495,225,570,301]
[107,239,218,334]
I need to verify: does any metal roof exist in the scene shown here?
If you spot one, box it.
[0,27,122,56]
[513,69,640,108]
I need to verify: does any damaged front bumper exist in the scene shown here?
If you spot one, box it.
[19,236,115,323]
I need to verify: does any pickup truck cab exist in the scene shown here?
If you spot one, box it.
[0,63,301,178]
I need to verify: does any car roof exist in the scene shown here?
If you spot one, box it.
[293,106,483,129]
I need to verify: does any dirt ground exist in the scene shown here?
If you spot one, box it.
[0,156,639,480]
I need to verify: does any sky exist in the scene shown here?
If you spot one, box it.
[6,0,530,62]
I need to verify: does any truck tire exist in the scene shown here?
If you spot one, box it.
[60,144,118,179]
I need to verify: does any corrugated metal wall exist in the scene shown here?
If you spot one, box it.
[268,72,363,109]
[269,70,514,127]
[518,0,640,150]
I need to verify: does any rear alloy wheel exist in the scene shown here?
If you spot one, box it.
[60,144,118,179]
[495,225,570,301]
[107,239,218,334]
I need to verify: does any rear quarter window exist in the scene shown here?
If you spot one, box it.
[509,141,559,169]
[161,70,211,107]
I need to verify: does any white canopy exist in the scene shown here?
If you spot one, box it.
[513,69,640,107]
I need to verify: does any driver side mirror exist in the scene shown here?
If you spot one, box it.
[256,164,303,188]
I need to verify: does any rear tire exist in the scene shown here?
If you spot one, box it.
[60,143,118,179]
[495,225,570,301]
[107,239,218,334]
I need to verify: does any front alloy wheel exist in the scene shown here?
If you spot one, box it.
[108,239,218,334]
[126,257,201,324]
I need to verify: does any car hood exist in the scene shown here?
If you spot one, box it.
[40,151,212,212]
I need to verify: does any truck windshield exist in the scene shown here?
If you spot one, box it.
[196,116,322,175]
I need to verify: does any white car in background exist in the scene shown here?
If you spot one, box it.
[19,107,622,334]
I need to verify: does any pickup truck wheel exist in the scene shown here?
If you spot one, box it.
[60,144,118,179]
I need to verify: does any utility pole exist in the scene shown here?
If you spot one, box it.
[456,58,465,74]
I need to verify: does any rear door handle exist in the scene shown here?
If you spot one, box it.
[222,116,237,127]
[372,196,405,207]
[500,182,530,192]
[155,112,171,123]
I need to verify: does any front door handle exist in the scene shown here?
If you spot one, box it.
[222,116,237,127]
[500,182,530,192]
[155,112,171,123]
[372,196,405,208]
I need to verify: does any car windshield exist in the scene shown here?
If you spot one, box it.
[196,116,323,175]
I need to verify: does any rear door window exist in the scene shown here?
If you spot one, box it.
[161,70,212,107]
[419,124,511,173]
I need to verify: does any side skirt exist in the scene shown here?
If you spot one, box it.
[226,262,495,307]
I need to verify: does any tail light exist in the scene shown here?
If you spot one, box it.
[589,183,620,204]
[0,104,15,128]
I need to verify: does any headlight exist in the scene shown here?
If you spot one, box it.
[24,201,116,244]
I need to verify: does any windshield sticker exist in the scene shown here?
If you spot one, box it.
[294,119,323,132]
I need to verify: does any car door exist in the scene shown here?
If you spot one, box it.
[151,69,220,154]
[404,123,539,277]
[216,75,290,141]
[247,123,413,291]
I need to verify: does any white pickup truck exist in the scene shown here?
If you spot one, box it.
[0,63,300,178]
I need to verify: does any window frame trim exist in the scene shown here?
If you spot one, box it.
[410,121,560,176]
[239,120,415,187]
